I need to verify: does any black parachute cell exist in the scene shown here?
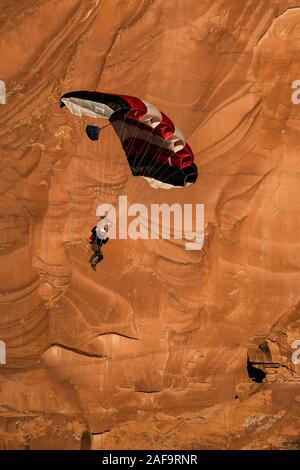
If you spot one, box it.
[86,124,100,141]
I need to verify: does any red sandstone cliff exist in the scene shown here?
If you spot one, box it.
[0,0,300,449]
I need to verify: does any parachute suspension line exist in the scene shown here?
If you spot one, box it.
[161,165,196,186]
[131,124,159,176]
[115,108,136,178]
[110,108,136,155]
[119,108,151,201]
[122,111,146,168]
[100,110,126,199]
[100,121,114,195]
[142,142,183,188]
[131,132,175,199]
[107,107,134,191]
[100,122,112,131]
[130,116,177,183]
[154,142,197,187]
[148,147,189,187]
[153,139,198,189]
[129,120,185,198]
[134,136,176,193]
[135,133,172,183]
[124,106,162,170]
[120,108,134,149]
[128,111,175,179]
[98,124,101,203]
[111,104,155,194]
[157,144,195,191]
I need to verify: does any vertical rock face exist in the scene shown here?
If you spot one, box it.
[0,0,300,450]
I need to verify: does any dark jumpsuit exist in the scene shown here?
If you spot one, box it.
[89,226,108,268]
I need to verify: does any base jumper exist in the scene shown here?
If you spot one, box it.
[89,217,109,271]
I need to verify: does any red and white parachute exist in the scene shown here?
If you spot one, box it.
[60,91,198,189]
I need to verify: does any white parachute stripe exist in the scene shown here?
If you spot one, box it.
[140,100,162,128]
[62,97,113,119]
[141,176,193,189]
[140,100,187,147]
[173,126,186,144]
[0,80,6,105]
[141,176,177,189]
[166,134,185,150]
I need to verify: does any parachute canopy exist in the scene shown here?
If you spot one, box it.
[86,124,100,141]
[60,91,198,189]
